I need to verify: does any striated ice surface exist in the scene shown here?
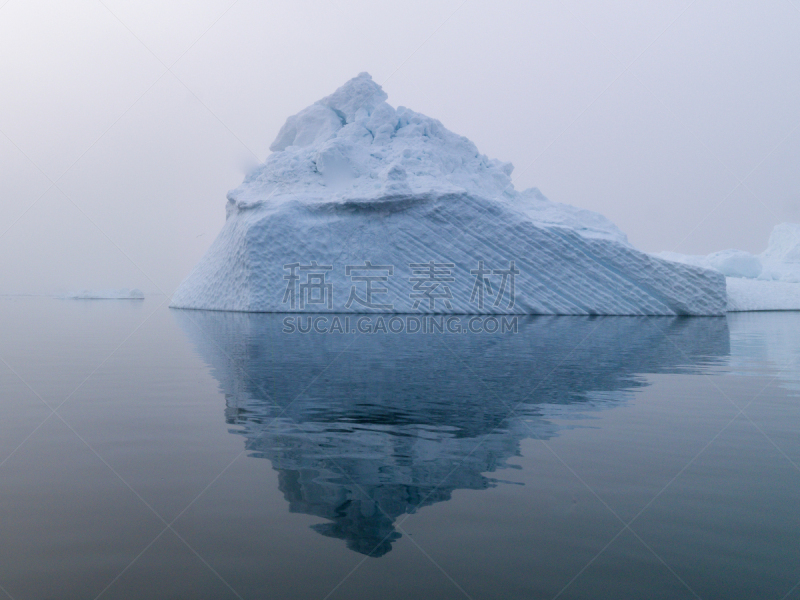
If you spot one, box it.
[657,223,800,311]
[171,73,726,315]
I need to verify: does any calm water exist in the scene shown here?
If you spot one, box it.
[1,298,799,600]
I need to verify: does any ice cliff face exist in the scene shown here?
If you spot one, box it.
[171,73,726,315]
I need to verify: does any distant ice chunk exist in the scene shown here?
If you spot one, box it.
[172,73,726,316]
[708,250,763,279]
[759,223,800,283]
[60,289,144,300]
[726,279,800,312]
[656,223,800,311]
[656,249,762,278]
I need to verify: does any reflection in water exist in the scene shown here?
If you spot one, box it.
[174,312,730,556]
[727,312,800,392]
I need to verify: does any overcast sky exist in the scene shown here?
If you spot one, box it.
[1,0,799,295]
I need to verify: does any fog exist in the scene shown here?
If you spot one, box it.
[1,0,798,295]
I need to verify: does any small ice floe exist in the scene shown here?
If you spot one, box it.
[58,289,145,300]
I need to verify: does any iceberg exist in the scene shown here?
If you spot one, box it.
[59,288,145,300]
[657,223,800,312]
[759,223,800,283]
[725,279,800,312]
[171,73,726,315]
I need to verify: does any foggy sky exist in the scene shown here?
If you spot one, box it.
[1,0,799,295]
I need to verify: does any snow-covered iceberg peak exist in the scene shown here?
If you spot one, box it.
[269,71,388,151]
[228,72,525,214]
[172,73,726,315]
[227,72,632,244]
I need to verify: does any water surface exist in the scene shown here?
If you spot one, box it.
[0,298,798,599]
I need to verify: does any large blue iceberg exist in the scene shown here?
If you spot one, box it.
[171,73,726,315]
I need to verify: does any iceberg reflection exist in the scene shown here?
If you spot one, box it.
[174,312,730,556]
